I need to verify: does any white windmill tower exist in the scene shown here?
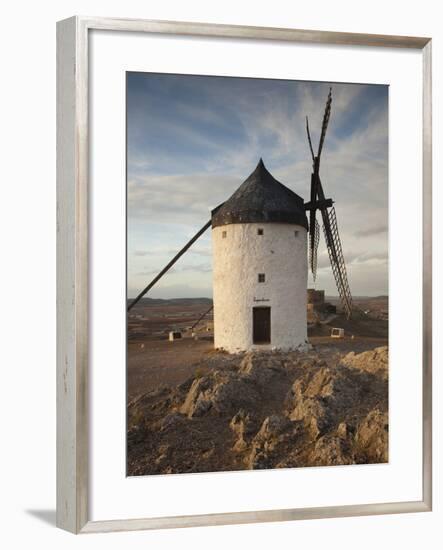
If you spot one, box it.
[211,158,309,352]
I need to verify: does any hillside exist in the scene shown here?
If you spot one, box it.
[127,346,388,475]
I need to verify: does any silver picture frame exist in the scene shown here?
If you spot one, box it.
[56,16,432,534]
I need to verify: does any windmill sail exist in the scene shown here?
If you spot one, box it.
[309,218,320,281]
[305,88,353,319]
[321,206,353,318]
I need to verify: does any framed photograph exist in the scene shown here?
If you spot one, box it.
[57,16,432,533]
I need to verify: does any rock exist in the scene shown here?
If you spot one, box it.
[154,444,170,465]
[307,435,354,466]
[287,365,379,437]
[337,422,348,439]
[160,412,187,432]
[239,352,286,385]
[180,371,260,418]
[246,415,297,469]
[177,377,195,393]
[212,375,260,414]
[230,410,256,452]
[355,409,388,463]
[341,346,388,380]
[201,446,215,459]
[180,377,211,417]
[257,415,293,439]
[287,366,334,436]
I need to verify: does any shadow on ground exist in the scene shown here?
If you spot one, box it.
[26,509,56,527]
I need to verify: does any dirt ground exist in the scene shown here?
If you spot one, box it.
[127,338,214,399]
[127,335,387,400]
[127,297,388,398]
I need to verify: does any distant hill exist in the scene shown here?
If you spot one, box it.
[130,296,387,307]
[128,297,213,307]
[326,295,388,301]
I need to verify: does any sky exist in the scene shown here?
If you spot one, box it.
[127,72,388,299]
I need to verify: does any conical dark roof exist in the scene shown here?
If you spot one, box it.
[211,159,308,229]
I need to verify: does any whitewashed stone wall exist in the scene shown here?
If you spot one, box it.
[212,222,308,353]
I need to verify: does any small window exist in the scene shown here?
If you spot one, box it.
[257,228,264,235]
[222,230,227,239]
[258,273,266,283]
[294,230,299,237]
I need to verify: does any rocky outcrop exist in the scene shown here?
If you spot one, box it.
[355,409,389,463]
[246,415,300,469]
[239,352,287,384]
[341,346,388,380]
[286,364,384,437]
[306,434,354,466]
[230,410,257,452]
[127,347,388,475]
[180,370,261,417]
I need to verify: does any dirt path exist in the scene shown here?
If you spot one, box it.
[127,339,213,399]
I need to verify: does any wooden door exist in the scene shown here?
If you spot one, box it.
[253,307,271,344]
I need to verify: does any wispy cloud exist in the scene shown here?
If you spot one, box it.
[181,263,212,273]
[355,225,388,238]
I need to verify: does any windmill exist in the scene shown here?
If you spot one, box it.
[305,88,353,319]
[128,89,353,340]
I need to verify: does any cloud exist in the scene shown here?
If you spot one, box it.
[127,173,237,226]
[317,249,387,269]
[132,246,212,260]
[137,263,212,277]
[136,267,177,277]
[133,250,151,257]
[127,74,388,297]
[181,263,212,273]
[189,247,212,257]
[355,225,388,238]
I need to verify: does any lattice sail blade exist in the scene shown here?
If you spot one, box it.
[309,218,320,280]
[318,88,332,157]
[321,206,353,319]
